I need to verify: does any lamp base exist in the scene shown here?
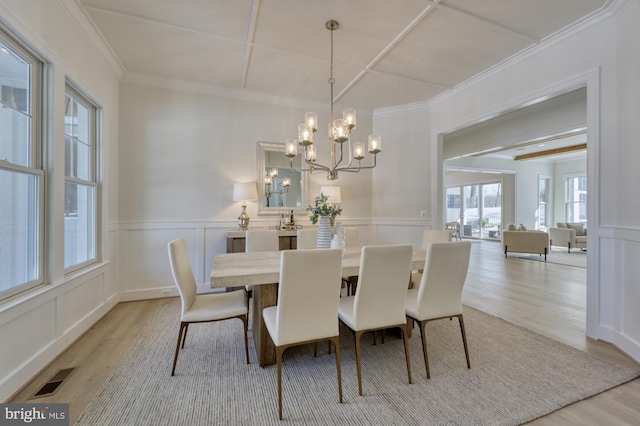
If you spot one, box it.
[238,203,250,231]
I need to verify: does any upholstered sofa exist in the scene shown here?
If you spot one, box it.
[549,222,587,253]
[502,224,549,260]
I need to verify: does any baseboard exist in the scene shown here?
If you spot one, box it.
[612,330,640,363]
[1,294,120,402]
[119,287,180,302]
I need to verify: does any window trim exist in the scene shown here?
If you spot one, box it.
[564,174,587,224]
[63,82,99,274]
[0,26,45,301]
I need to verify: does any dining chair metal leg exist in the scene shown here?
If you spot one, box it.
[401,324,412,385]
[354,330,364,396]
[418,320,430,379]
[181,323,189,348]
[276,346,285,420]
[242,315,250,364]
[457,314,471,369]
[312,341,333,357]
[171,322,188,376]
[330,336,344,403]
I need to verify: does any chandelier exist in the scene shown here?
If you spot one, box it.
[284,20,381,180]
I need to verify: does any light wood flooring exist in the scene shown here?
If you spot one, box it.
[9,240,640,425]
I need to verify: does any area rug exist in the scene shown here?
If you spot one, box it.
[75,299,637,426]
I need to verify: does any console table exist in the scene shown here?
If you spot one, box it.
[226,229,298,253]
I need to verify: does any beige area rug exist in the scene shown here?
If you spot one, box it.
[75,298,637,426]
[508,249,586,268]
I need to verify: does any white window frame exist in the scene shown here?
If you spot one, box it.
[64,83,99,273]
[0,26,45,300]
[565,174,587,224]
[537,175,551,230]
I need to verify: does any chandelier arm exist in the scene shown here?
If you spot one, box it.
[336,154,378,172]
[303,158,331,173]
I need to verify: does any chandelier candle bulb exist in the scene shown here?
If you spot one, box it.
[306,145,317,162]
[305,112,318,132]
[343,108,356,130]
[298,124,313,145]
[285,138,298,157]
[354,142,365,160]
[368,134,382,153]
[333,119,348,143]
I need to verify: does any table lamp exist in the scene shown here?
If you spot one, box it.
[233,182,258,230]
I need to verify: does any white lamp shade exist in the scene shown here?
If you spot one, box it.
[320,185,341,203]
[233,182,258,201]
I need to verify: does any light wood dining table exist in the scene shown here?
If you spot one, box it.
[210,246,426,367]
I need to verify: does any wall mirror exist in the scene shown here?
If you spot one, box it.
[257,141,308,215]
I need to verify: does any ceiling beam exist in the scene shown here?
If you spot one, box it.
[471,129,587,157]
[240,0,261,90]
[514,143,587,161]
[335,2,438,103]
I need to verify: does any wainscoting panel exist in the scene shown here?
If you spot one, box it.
[0,300,56,382]
[622,238,640,356]
[56,274,105,335]
[372,219,431,248]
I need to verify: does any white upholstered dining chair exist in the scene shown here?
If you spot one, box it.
[246,229,280,252]
[245,230,280,292]
[167,238,249,376]
[411,228,454,287]
[296,228,318,249]
[338,244,414,396]
[262,248,344,420]
[405,241,472,378]
[340,227,360,296]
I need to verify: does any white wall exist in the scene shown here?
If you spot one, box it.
[374,2,640,361]
[370,106,433,248]
[0,0,120,400]
[117,81,376,298]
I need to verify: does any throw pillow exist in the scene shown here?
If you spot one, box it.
[556,223,567,228]
[507,223,517,231]
[566,222,585,236]
[517,223,527,231]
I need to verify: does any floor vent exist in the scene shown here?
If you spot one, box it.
[31,367,76,398]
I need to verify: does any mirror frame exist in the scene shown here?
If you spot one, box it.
[257,141,308,215]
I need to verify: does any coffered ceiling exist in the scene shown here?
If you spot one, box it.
[78,0,608,110]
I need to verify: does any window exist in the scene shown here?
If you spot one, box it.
[565,176,587,224]
[64,85,97,271]
[538,176,550,229]
[0,31,44,300]
[446,182,502,240]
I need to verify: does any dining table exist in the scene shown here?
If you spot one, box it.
[210,246,426,367]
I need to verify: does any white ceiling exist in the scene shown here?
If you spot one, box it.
[78,0,608,111]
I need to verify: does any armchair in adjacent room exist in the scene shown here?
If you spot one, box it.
[549,222,587,253]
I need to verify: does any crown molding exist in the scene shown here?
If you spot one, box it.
[57,0,125,78]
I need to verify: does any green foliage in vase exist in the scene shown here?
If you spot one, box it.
[307,192,343,224]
